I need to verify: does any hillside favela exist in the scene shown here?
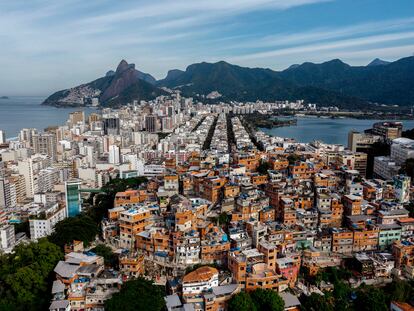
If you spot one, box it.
[1,1,414,311]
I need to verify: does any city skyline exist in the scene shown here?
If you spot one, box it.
[1,0,414,95]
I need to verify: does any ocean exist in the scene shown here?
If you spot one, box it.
[0,96,97,139]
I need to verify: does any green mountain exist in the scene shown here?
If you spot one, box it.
[43,55,414,108]
[42,60,163,107]
[278,56,414,105]
[157,61,366,107]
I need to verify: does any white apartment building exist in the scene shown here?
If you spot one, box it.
[374,156,401,180]
[0,130,6,144]
[0,225,16,252]
[391,138,414,165]
[29,202,67,240]
[108,145,120,165]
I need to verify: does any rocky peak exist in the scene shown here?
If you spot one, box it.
[116,59,132,74]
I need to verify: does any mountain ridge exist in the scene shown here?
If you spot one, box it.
[43,56,414,108]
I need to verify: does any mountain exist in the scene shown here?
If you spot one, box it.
[278,56,414,105]
[157,61,366,107]
[367,58,391,66]
[44,55,414,108]
[42,60,162,107]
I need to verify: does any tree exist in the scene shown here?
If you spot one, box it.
[399,158,414,179]
[384,279,413,304]
[228,292,257,311]
[407,203,414,218]
[0,239,63,311]
[104,278,165,311]
[300,293,334,311]
[257,160,271,175]
[218,212,230,226]
[91,244,118,268]
[87,177,147,224]
[287,154,301,165]
[250,288,284,311]
[49,215,99,248]
[355,285,388,311]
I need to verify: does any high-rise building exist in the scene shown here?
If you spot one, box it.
[0,178,12,208]
[0,130,6,144]
[145,114,157,133]
[17,159,36,198]
[69,111,85,127]
[0,225,15,251]
[369,121,403,140]
[33,133,57,161]
[348,131,382,153]
[65,179,82,217]
[88,113,101,124]
[103,117,120,135]
[19,128,38,147]
[108,145,120,165]
[391,138,414,165]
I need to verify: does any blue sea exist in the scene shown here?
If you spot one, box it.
[0,96,97,139]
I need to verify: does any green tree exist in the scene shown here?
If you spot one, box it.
[257,160,271,175]
[218,212,230,226]
[104,278,165,311]
[287,154,301,165]
[87,177,147,224]
[355,285,388,311]
[407,203,414,218]
[250,288,284,311]
[384,279,413,303]
[300,293,334,311]
[49,215,99,248]
[228,292,257,311]
[399,158,414,179]
[91,244,118,268]
[0,239,63,311]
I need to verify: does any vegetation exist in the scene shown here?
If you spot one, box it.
[301,293,334,311]
[226,113,236,153]
[355,285,388,311]
[91,244,118,268]
[13,221,30,236]
[402,127,414,140]
[104,278,165,311]
[287,154,301,164]
[0,177,150,310]
[239,116,264,151]
[0,239,63,311]
[407,203,414,218]
[228,292,257,311]
[157,60,371,109]
[399,158,414,179]
[257,160,271,175]
[243,113,297,129]
[228,289,284,311]
[202,115,218,150]
[192,116,206,132]
[250,288,284,311]
[49,214,99,248]
[87,177,147,224]
[300,267,414,311]
[218,212,231,226]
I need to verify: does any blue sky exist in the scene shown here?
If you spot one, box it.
[1,0,414,96]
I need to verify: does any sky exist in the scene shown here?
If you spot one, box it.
[1,0,414,96]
